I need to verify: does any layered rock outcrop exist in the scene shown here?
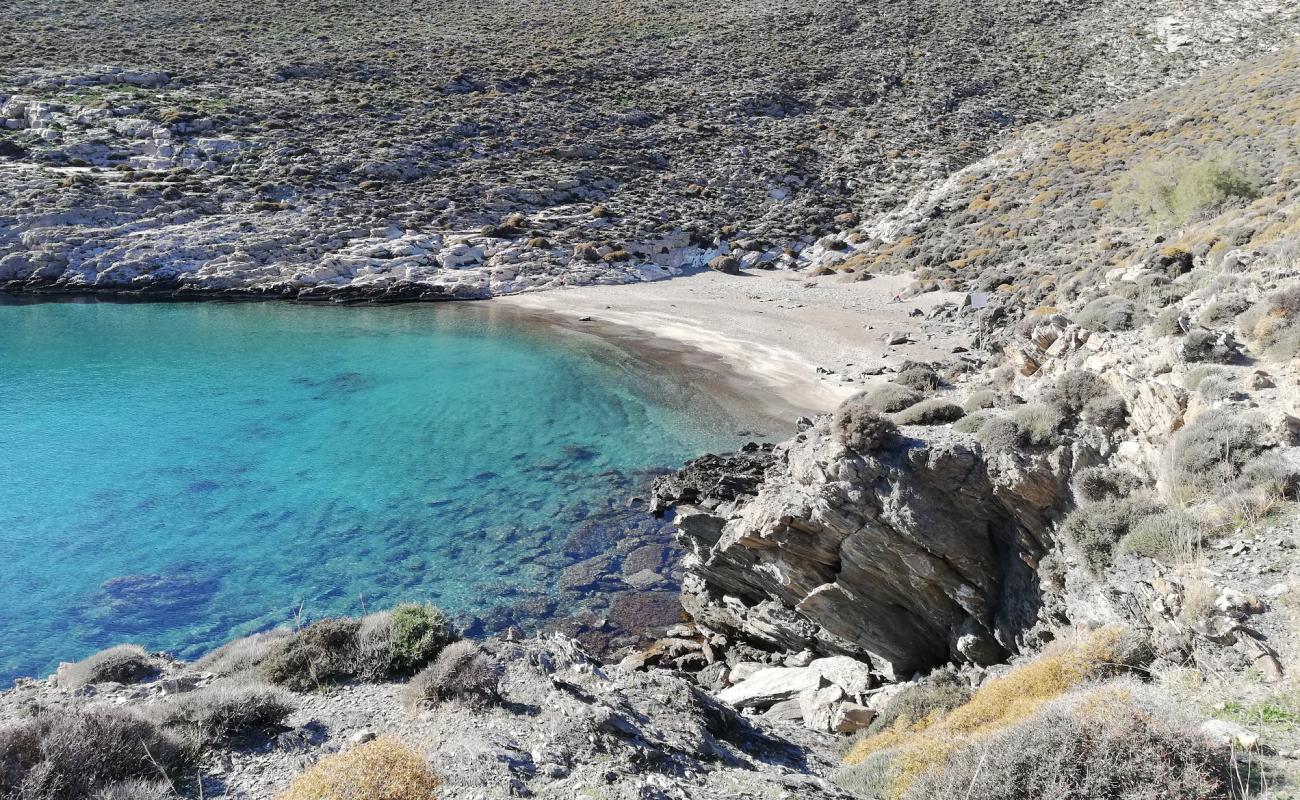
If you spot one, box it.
[658,426,1074,681]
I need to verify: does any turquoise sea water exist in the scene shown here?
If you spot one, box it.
[0,299,743,683]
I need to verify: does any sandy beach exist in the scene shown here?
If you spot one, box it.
[489,268,975,424]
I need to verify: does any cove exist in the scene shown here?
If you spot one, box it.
[0,298,751,683]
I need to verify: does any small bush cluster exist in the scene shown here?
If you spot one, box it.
[403,641,501,712]
[1167,411,1271,499]
[844,628,1149,798]
[891,398,964,426]
[866,675,971,736]
[952,408,998,434]
[221,605,456,691]
[902,685,1229,800]
[279,736,439,800]
[961,390,999,411]
[355,604,455,680]
[0,706,189,800]
[1237,283,1300,361]
[1045,371,1127,431]
[149,680,295,745]
[832,393,900,453]
[58,645,161,689]
[1060,493,1162,573]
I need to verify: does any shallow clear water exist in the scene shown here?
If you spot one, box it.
[0,299,742,683]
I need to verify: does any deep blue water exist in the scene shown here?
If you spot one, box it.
[0,299,744,683]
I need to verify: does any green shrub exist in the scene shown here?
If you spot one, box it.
[1168,411,1271,497]
[867,383,924,413]
[259,618,362,691]
[892,399,965,426]
[1114,157,1259,229]
[833,394,900,453]
[1118,510,1206,564]
[389,604,454,675]
[901,686,1229,800]
[403,641,500,711]
[193,629,291,676]
[149,680,295,745]
[0,706,190,800]
[58,645,160,689]
[1061,494,1162,573]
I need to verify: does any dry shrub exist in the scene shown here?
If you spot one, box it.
[891,398,964,426]
[1046,370,1127,431]
[1075,296,1138,332]
[0,706,189,800]
[1060,493,1162,573]
[832,393,900,453]
[58,645,160,689]
[403,641,500,712]
[1118,509,1206,564]
[149,680,295,745]
[259,618,362,691]
[1237,283,1300,361]
[279,736,439,800]
[901,683,1228,800]
[1071,465,1143,503]
[1011,404,1059,446]
[953,408,998,434]
[844,628,1144,798]
[962,389,999,411]
[91,780,173,800]
[894,364,940,392]
[867,383,924,412]
[194,629,291,676]
[1167,411,1270,500]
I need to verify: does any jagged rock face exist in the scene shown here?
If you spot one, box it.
[666,425,1072,680]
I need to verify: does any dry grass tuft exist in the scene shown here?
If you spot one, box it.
[279,736,439,800]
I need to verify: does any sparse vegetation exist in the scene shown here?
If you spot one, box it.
[843,628,1150,798]
[1118,509,1206,563]
[1075,296,1139,332]
[148,680,295,745]
[0,706,189,800]
[1071,465,1143,503]
[1237,283,1300,361]
[279,736,439,800]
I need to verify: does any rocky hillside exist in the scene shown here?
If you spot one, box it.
[1,0,1297,298]
[649,37,1300,797]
